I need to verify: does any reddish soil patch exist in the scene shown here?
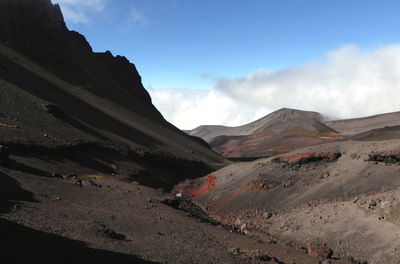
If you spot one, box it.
[190,174,216,197]
[307,243,333,258]
[272,152,341,164]
[239,180,266,192]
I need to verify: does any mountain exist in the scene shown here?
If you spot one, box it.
[326,111,400,136]
[4,1,400,263]
[0,0,228,190]
[190,108,343,158]
[180,125,400,263]
[0,1,293,264]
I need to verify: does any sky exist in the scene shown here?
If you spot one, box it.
[52,0,400,130]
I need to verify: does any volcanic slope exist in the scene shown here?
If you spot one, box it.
[0,0,229,189]
[190,108,343,158]
[0,1,342,263]
[326,111,400,136]
[178,128,400,263]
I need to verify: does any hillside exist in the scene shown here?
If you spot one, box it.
[0,0,229,189]
[326,111,400,136]
[191,108,343,158]
[177,135,400,263]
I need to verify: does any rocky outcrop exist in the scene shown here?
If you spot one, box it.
[0,0,66,40]
[272,152,342,165]
[368,151,400,164]
[0,0,226,180]
[0,0,160,122]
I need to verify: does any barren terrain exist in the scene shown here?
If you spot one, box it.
[2,1,400,263]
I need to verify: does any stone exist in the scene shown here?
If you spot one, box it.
[263,211,273,219]
[307,243,333,259]
[368,199,377,209]
[240,223,247,233]
[228,247,241,256]
[96,224,126,240]
[381,200,391,208]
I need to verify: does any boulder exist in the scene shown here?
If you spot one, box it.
[307,243,333,259]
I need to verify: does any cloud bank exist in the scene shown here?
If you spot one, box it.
[150,44,400,130]
[150,88,269,130]
[52,0,106,24]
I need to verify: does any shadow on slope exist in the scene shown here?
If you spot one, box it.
[0,171,36,214]
[0,219,158,264]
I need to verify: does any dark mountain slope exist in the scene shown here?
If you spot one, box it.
[0,0,227,189]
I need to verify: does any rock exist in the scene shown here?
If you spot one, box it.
[273,152,341,165]
[96,224,126,240]
[381,200,391,208]
[175,193,183,198]
[70,177,83,186]
[235,218,242,226]
[82,180,101,188]
[263,211,273,219]
[307,243,333,259]
[240,223,247,233]
[368,200,377,209]
[322,172,330,178]
[228,247,241,256]
[352,197,359,203]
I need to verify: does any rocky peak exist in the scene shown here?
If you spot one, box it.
[0,0,66,41]
[0,0,164,123]
[265,108,324,122]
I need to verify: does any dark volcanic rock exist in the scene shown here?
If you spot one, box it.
[0,0,160,122]
[0,0,226,191]
[0,0,66,39]
[368,151,400,164]
[272,152,342,165]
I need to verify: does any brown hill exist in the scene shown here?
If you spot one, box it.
[177,134,400,263]
[326,111,400,136]
[191,108,343,158]
[0,1,332,263]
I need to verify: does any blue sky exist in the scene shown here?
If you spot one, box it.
[53,0,400,129]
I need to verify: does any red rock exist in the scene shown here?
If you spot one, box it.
[307,243,333,258]
[273,152,341,164]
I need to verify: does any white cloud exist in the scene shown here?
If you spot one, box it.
[150,44,400,130]
[129,7,147,25]
[216,44,400,120]
[52,0,106,24]
[149,89,269,130]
